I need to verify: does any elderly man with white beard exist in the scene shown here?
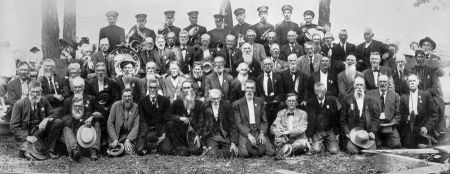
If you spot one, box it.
[66,62,93,96]
[192,34,216,62]
[10,80,64,159]
[163,61,186,102]
[230,63,253,102]
[187,62,206,100]
[165,81,203,156]
[107,88,140,155]
[337,55,364,101]
[62,97,103,161]
[245,29,267,62]
[40,59,70,109]
[241,42,262,79]
[139,61,165,97]
[153,35,176,75]
[62,77,105,117]
[115,59,143,102]
[204,56,233,101]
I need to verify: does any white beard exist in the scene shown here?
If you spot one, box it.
[183,95,195,112]
[237,74,248,87]
[72,110,83,120]
[242,53,253,65]
[345,64,357,85]
[354,90,364,99]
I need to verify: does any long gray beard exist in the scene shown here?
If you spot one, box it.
[354,91,364,100]
[123,75,132,85]
[243,54,253,65]
[183,97,195,112]
[237,74,248,86]
[345,64,356,84]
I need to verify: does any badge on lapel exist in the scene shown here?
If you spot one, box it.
[55,82,59,89]
[104,84,109,89]
[131,83,135,88]
[419,95,422,103]
[86,100,90,108]
[326,105,329,109]
[41,107,45,112]
[328,80,333,84]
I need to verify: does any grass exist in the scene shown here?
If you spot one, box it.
[0,135,376,174]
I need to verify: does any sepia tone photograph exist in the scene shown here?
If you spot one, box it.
[0,0,449,173]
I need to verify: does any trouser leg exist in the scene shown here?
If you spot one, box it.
[45,119,63,152]
[62,127,78,152]
[238,135,249,158]
[91,122,101,151]
[324,131,339,154]
[380,129,401,149]
[291,138,309,155]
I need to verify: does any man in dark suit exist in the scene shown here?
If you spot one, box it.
[337,55,364,101]
[187,62,206,99]
[392,55,410,96]
[61,77,105,117]
[241,42,263,79]
[231,8,251,47]
[136,79,172,156]
[10,80,63,159]
[331,29,356,62]
[87,62,120,114]
[399,74,437,148]
[306,82,340,154]
[137,37,157,76]
[4,62,31,121]
[411,50,441,97]
[208,14,231,49]
[184,11,207,47]
[91,38,116,78]
[256,58,284,127]
[173,30,195,74]
[199,89,239,157]
[252,6,274,46]
[40,59,70,108]
[158,11,181,39]
[233,80,275,157]
[366,75,401,149]
[154,35,177,75]
[340,77,380,153]
[204,57,233,101]
[275,4,300,46]
[355,28,389,71]
[127,14,156,45]
[115,60,143,102]
[212,34,242,76]
[308,56,338,97]
[139,62,166,99]
[230,63,256,103]
[280,30,304,61]
[320,33,336,58]
[99,10,125,52]
[362,52,393,91]
[281,54,310,108]
[263,31,277,57]
[191,34,217,63]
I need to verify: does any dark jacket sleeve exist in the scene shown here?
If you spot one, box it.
[340,100,351,135]
[225,102,239,144]
[423,92,438,131]
[233,100,250,137]
[259,99,268,133]
[10,101,27,141]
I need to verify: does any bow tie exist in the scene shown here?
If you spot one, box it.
[287,112,294,116]
[181,47,186,50]
[373,69,379,72]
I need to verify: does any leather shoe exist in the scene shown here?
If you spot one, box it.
[90,149,98,161]
[49,152,59,159]
[71,148,81,162]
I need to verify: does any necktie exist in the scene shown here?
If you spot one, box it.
[342,43,346,53]
[267,73,273,96]
[309,57,314,74]
[290,44,293,52]
[151,98,156,105]
[380,92,385,111]
[49,77,55,94]
[399,71,403,80]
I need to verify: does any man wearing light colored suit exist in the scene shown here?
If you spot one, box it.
[204,57,233,101]
[246,29,267,63]
[296,42,322,76]
[269,44,289,73]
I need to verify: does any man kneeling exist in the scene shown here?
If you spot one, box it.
[62,97,102,161]
[271,93,309,159]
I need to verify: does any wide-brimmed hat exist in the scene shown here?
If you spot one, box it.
[107,143,125,156]
[24,141,48,160]
[246,140,266,157]
[419,37,436,50]
[380,122,396,133]
[349,127,375,149]
[77,125,97,148]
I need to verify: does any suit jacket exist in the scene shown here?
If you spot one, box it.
[331,42,356,62]
[62,94,106,119]
[6,78,28,105]
[191,47,217,63]
[137,95,171,137]
[99,24,126,52]
[87,77,120,106]
[280,69,310,103]
[138,49,157,73]
[200,100,238,144]
[280,42,304,61]
[308,71,338,97]
[153,48,177,75]
[204,72,233,101]
[162,76,185,102]
[305,96,340,138]
[169,99,203,132]
[172,45,195,74]
[399,90,437,138]
[337,71,364,100]
[253,43,267,62]
[355,40,389,71]
[139,76,165,98]
[107,101,140,142]
[91,51,116,78]
[274,21,300,45]
[392,69,410,97]
[10,97,58,142]
[256,72,284,102]
[320,43,336,57]
[187,75,205,98]
[233,97,267,136]
[39,75,70,106]
[247,60,263,79]
[340,95,381,135]
[214,47,243,76]
[366,89,401,125]
[115,76,143,102]
[208,28,231,48]
[271,108,308,140]
[228,76,257,103]
[411,65,440,97]
[296,54,323,76]
[362,66,393,91]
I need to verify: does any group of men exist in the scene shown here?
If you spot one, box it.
[2,4,447,161]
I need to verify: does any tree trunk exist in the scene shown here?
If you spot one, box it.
[318,0,331,31]
[41,0,60,60]
[63,0,76,43]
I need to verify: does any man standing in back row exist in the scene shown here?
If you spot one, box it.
[99,10,125,52]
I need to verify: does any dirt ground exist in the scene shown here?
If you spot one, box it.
[0,135,376,174]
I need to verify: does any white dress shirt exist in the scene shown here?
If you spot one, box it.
[365,41,372,48]
[203,49,211,59]
[180,46,187,62]
[46,76,58,94]
[356,98,364,117]
[98,79,105,91]
[247,99,256,124]
[373,69,379,86]
[320,71,328,90]
[20,79,29,98]
[217,73,223,87]
[287,111,294,131]
[212,103,219,121]
[409,90,419,118]
[263,72,274,96]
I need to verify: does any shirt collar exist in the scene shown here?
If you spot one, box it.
[317,97,325,104]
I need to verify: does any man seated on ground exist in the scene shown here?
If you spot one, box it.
[233,79,275,158]
[136,79,171,156]
[10,80,63,159]
[271,93,309,159]
[62,97,103,161]
[166,80,203,156]
[199,89,239,157]
[305,82,340,155]
[107,88,140,155]
[340,76,380,154]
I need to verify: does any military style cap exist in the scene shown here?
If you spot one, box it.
[30,47,40,52]
[257,6,269,13]
[213,14,225,19]
[187,11,199,17]
[234,8,245,16]
[106,10,118,18]
[303,10,315,18]
[135,13,147,19]
[164,10,175,18]
[281,4,293,12]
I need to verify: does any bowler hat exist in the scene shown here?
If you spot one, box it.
[349,127,375,149]
[419,37,436,50]
[77,125,97,148]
